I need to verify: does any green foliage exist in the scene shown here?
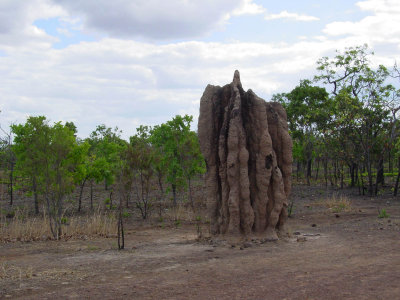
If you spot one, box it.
[11,116,88,239]
[276,44,399,193]
[174,219,181,227]
[378,209,389,218]
[150,115,205,206]
[121,210,131,218]
[87,124,127,187]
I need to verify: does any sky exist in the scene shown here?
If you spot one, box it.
[0,0,399,139]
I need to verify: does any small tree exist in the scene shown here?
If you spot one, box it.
[12,116,49,214]
[150,115,205,208]
[128,126,154,219]
[88,125,125,209]
[273,80,331,185]
[0,124,15,206]
[12,117,87,239]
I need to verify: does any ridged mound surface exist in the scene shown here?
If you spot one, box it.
[198,71,292,240]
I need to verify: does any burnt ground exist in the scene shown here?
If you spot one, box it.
[1,184,400,299]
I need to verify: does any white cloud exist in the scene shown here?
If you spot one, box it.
[51,0,248,40]
[232,0,266,16]
[323,0,400,46]
[356,0,400,13]
[0,0,66,50]
[0,37,337,138]
[264,10,319,22]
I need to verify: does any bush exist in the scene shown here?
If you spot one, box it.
[378,209,389,218]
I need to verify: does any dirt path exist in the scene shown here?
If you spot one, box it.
[1,186,400,299]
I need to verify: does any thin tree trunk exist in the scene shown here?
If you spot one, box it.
[394,158,400,196]
[90,180,93,210]
[78,178,87,212]
[109,190,113,209]
[360,170,365,196]
[314,159,320,181]
[375,157,384,196]
[306,159,312,186]
[340,163,344,189]
[33,177,39,214]
[172,184,177,208]
[117,186,125,249]
[333,160,337,186]
[9,163,14,206]
[118,209,124,250]
[188,178,194,210]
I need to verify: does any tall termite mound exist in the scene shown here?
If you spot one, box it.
[198,70,292,240]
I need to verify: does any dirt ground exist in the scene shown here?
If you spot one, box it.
[1,185,400,299]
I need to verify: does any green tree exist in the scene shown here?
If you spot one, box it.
[315,44,397,194]
[87,125,126,208]
[150,115,205,208]
[127,126,155,219]
[273,79,331,185]
[12,116,49,214]
[12,117,88,238]
[0,123,15,206]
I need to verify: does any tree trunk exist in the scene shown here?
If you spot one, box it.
[375,157,384,196]
[109,190,113,209]
[333,160,337,186]
[78,178,87,212]
[323,158,328,187]
[314,159,320,181]
[349,162,358,187]
[188,178,194,210]
[340,163,344,189]
[9,163,14,206]
[33,177,39,214]
[172,184,177,208]
[306,159,312,186]
[117,209,124,250]
[90,180,94,210]
[394,158,400,196]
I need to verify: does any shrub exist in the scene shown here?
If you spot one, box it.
[378,209,389,218]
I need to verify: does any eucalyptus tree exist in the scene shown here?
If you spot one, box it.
[150,115,205,208]
[12,117,88,238]
[315,44,398,194]
[273,80,331,185]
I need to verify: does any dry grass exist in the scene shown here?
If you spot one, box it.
[325,195,352,213]
[164,204,197,223]
[0,207,117,242]
[311,194,352,213]
[0,262,88,282]
[0,262,33,280]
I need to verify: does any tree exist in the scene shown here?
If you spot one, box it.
[150,115,205,208]
[315,44,397,194]
[12,116,49,214]
[180,131,206,209]
[0,124,15,206]
[87,125,126,209]
[273,80,331,185]
[12,117,88,239]
[127,126,154,219]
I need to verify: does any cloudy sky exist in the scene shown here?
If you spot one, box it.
[1,0,399,139]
